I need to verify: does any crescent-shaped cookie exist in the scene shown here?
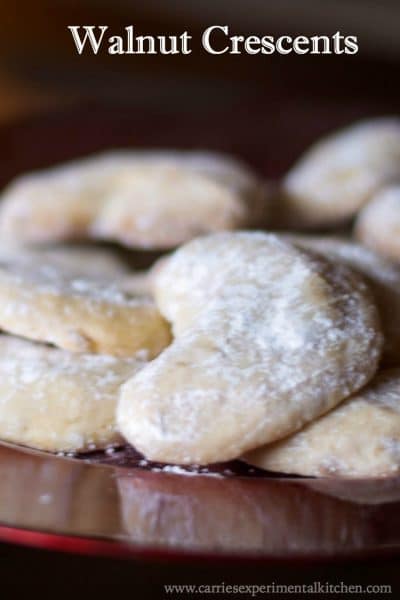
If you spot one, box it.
[0,150,266,249]
[244,369,400,478]
[0,335,143,452]
[118,232,382,464]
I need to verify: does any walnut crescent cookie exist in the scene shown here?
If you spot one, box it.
[0,258,171,358]
[286,235,400,367]
[0,150,267,249]
[0,242,154,296]
[38,244,157,295]
[0,152,128,243]
[355,186,400,263]
[0,335,144,452]
[91,152,268,249]
[278,117,400,229]
[117,232,383,465]
[244,369,400,478]
[0,242,131,280]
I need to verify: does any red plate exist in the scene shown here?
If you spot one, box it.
[0,107,399,564]
[2,440,400,562]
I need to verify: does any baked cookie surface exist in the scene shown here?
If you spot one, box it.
[287,235,400,366]
[0,335,143,452]
[0,150,266,249]
[0,258,171,357]
[355,186,400,263]
[244,369,400,478]
[118,232,382,464]
[281,118,400,228]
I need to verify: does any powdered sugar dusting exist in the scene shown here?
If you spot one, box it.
[287,235,400,366]
[0,257,171,358]
[245,369,400,478]
[0,334,145,452]
[118,232,382,465]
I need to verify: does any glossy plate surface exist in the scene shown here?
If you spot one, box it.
[1,441,400,561]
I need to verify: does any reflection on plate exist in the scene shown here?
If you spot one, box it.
[1,441,400,560]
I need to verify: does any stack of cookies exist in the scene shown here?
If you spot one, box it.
[0,121,400,479]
